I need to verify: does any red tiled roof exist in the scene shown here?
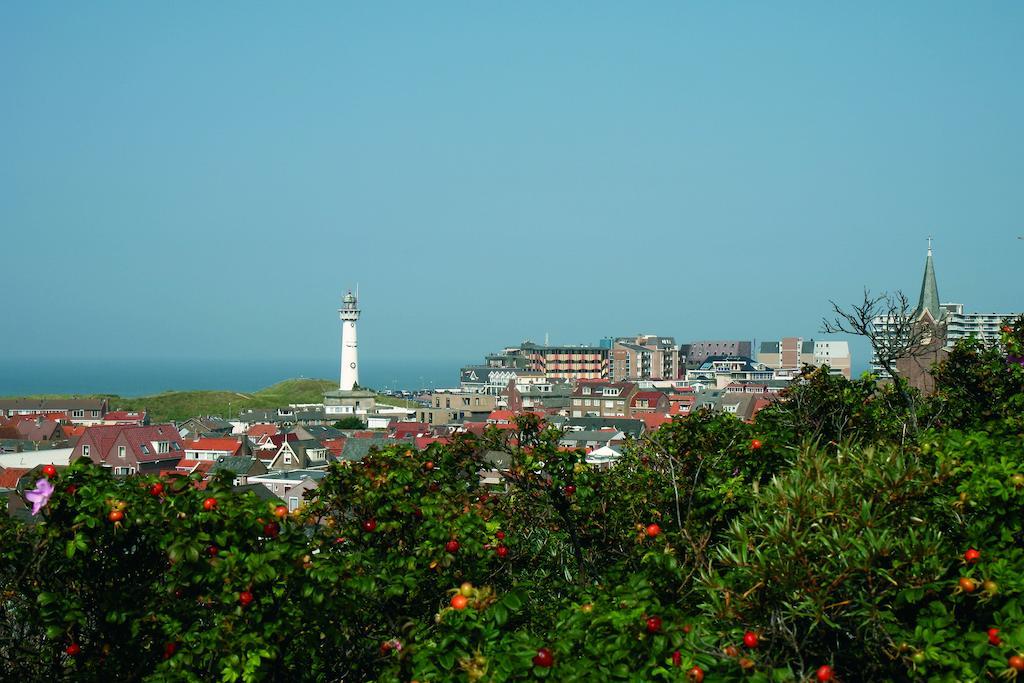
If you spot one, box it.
[415,436,450,450]
[320,437,347,456]
[175,459,215,474]
[0,468,30,489]
[350,431,379,439]
[631,391,666,406]
[62,425,86,438]
[121,425,185,463]
[638,413,674,430]
[103,411,147,423]
[183,437,242,455]
[248,424,279,438]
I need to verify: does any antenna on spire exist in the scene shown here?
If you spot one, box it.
[927,235,933,254]
[356,282,359,300]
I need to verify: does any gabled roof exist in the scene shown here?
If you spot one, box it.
[631,391,667,406]
[120,425,184,463]
[104,411,147,423]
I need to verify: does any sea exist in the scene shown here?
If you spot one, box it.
[0,358,461,397]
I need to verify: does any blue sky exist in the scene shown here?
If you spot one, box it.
[3,3,1022,376]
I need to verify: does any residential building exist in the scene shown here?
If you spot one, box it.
[247,470,327,510]
[681,341,753,369]
[629,391,671,415]
[417,392,498,425]
[685,356,775,389]
[460,366,546,395]
[569,381,639,419]
[0,398,109,424]
[72,424,184,475]
[520,342,610,380]
[178,416,233,438]
[757,338,852,378]
[102,411,149,426]
[611,335,680,381]
[502,379,574,414]
[268,439,331,471]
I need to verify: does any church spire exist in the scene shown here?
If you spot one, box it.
[915,237,941,320]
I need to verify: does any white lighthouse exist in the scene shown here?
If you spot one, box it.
[339,290,360,390]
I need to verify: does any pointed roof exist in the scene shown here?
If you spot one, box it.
[916,240,941,321]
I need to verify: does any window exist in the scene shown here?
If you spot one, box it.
[72,409,85,418]
[92,410,100,417]
[289,496,299,511]
[140,445,150,454]
[82,444,91,457]
[157,441,170,454]
[284,453,292,465]
[118,446,126,459]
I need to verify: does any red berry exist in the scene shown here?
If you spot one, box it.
[672,650,682,667]
[66,484,77,495]
[959,577,977,593]
[202,497,217,511]
[238,590,254,606]
[816,665,834,682]
[450,594,468,610]
[687,666,704,682]
[42,464,57,478]
[743,630,759,648]
[206,545,218,556]
[273,505,288,518]
[445,539,460,553]
[163,641,177,659]
[495,530,505,540]
[564,484,576,496]
[424,461,434,471]
[750,439,763,450]
[989,628,1000,638]
[149,482,164,497]
[645,523,661,538]
[1010,656,1024,672]
[263,522,280,538]
[532,647,554,668]
[65,642,81,656]
[496,545,509,558]
[964,548,981,564]
[108,509,124,523]
[362,518,377,532]
[646,616,662,634]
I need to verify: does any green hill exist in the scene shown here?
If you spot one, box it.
[1,379,417,424]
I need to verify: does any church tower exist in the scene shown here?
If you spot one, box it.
[339,291,360,390]
[915,238,942,322]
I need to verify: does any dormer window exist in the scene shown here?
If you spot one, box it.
[72,409,85,418]
[157,441,170,454]
[582,388,591,395]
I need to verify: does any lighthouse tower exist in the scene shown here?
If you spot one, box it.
[339,291,361,390]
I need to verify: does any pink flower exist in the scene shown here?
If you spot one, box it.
[24,478,55,515]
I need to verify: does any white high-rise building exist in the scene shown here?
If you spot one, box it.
[339,291,360,391]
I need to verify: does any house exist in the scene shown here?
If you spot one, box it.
[209,456,268,486]
[1,416,65,442]
[629,391,671,415]
[685,356,775,390]
[0,398,109,425]
[247,470,327,510]
[101,411,149,426]
[72,424,184,475]
[569,381,639,419]
[247,424,279,439]
[178,416,233,439]
[182,437,243,461]
[0,447,74,470]
[268,439,331,471]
